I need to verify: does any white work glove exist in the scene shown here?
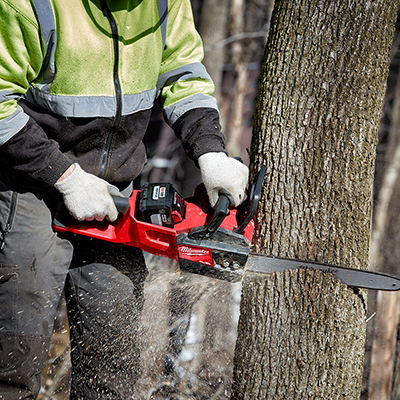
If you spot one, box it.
[54,163,121,221]
[198,152,249,208]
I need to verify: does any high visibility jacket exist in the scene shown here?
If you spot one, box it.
[0,0,225,186]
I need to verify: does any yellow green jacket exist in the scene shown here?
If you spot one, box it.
[0,0,225,186]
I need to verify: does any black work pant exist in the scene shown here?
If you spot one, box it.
[0,175,147,400]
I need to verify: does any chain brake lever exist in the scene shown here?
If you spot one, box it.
[234,164,266,234]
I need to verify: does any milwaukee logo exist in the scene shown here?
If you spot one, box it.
[179,246,209,255]
[178,245,213,266]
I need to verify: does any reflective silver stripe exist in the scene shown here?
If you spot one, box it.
[163,93,218,126]
[157,0,168,50]
[24,87,157,118]
[30,0,57,87]
[156,62,213,92]
[0,106,30,145]
[123,89,157,115]
[0,91,21,102]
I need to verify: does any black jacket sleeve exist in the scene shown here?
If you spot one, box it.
[0,117,73,187]
[172,108,227,165]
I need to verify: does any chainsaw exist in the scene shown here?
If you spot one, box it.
[54,165,400,291]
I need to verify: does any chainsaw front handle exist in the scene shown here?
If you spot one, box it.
[188,194,230,240]
[188,164,266,240]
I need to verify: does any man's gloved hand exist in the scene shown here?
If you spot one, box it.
[198,152,249,208]
[54,163,121,221]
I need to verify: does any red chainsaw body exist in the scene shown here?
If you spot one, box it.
[54,189,254,262]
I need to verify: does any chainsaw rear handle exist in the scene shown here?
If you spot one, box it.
[113,196,130,214]
[53,195,130,230]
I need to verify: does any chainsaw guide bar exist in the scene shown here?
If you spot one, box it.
[246,253,400,291]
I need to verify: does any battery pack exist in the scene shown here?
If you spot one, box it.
[139,182,186,227]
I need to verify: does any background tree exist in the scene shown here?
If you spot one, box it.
[231,0,400,399]
[366,14,400,400]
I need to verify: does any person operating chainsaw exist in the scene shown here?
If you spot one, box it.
[0,0,248,399]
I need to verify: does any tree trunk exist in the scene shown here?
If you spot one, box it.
[368,291,400,400]
[231,0,399,399]
[225,0,246,157]
[225,0,272,158]
[198,0,229,105]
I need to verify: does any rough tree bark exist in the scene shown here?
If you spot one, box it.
[231,0,400,399]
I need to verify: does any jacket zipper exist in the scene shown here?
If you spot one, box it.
[99,0,123,178]
[0,191,18,252]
